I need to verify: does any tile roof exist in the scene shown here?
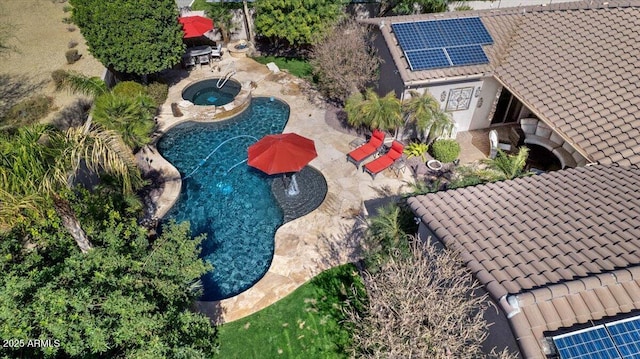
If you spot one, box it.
[408,165,640,358]
[494,1,640,167]
[363,0,640,166]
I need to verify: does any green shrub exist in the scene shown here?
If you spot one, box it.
[404,142,429,161]
[146,81,169,107]
[51,69,69,90]
[2,95,54,127]
[62,17,73,24]
[112,81,146,98]
[431,139,460,163]
[65,49,81,64]
[62,4,72,12]
[455,5,473,11]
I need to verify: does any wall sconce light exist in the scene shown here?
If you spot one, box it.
[440,91,447,102]
[477,97,484,108]
[475,86,482,97]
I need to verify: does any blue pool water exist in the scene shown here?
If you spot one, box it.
[157,97,290,301]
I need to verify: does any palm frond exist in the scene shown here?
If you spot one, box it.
[483,147,530,180]
[60,71,108,98]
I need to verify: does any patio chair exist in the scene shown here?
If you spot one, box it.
[211,43,223,60]
[363,141,405,179]
[489,129,512,159]
[347,129,385,168]
[182,56,196,69]
[198,54,210,65]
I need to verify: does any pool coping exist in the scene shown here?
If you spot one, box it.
[180,77,243,107]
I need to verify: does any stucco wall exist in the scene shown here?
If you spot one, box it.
[403,76,498,132]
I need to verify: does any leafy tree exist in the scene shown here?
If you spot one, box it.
[70,0,185,78]
[0,125,142,253]
[0,190,217,358]
[254,0,347,46]
[345,89,403,135]
[346,238,512,358]
[310,19,380,103]
[483,147,530,180]
[403,90,453,142]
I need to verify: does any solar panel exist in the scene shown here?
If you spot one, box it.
[405,49,450,71]
[439,18,471,47]
[609,319,640,358]
[455,17,493,45]
[553,327,621,359]
[414,21,448,49]
[391,17,493,71]
[446,45,489,66]
[392,22,427,51]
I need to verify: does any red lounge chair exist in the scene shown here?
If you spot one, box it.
[363,141,404,179]
[346,129,385,167]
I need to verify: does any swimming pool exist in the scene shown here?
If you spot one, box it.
[157,97,289,301]
[182,78,242,106]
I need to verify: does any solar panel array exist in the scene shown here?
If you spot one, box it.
[553,316,640,359]
[391,17,493,71]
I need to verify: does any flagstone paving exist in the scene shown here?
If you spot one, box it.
[140,53,489,323]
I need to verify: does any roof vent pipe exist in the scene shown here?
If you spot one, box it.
[379,20,385,29]
[502,295,521,319]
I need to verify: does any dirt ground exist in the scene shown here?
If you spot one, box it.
[0,0,104,121]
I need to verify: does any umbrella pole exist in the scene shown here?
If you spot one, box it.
[286,173,300,196]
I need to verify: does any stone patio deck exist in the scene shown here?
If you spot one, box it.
[140,53,492,324]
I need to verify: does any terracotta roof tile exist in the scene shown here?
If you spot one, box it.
[493,4,640,165]
[408,164,640,297]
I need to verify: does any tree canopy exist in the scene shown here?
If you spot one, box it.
[0,189,217,358]
[254,0,347,46]
[70,0,185,77]
[310,19,380,103]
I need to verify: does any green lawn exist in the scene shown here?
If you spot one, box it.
[217,264,364,358]
[190,0,208,11]
[252,56,314,81]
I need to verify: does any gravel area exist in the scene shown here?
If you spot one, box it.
[1,0,104,121]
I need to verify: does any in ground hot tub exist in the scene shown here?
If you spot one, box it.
[182,78,242,106]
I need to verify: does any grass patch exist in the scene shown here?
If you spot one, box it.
[253,56,314,80]
[217,264,365,358]
[189,0,209,11]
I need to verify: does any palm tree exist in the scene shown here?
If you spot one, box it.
[58,71,109,133]
[483,147,530,180]
[346,89,403,136]
[58,72,156,151]
[403,90,454,142]
[92,93,156,150]
[0,124,142,253]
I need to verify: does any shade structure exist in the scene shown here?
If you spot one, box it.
[179,16,214,39]
[247,133,317,175]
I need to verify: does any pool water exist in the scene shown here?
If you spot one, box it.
[182,78,242,106]
[157,97,290,301]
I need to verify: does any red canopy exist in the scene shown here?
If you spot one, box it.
[179,16,214,39]
[247,133,317,175]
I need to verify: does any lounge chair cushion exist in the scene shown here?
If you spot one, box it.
[364,141,405,177]
[346,129,385,166]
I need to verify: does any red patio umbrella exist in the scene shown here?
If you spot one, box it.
[247,133,317,196]
[179,16,214,39]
